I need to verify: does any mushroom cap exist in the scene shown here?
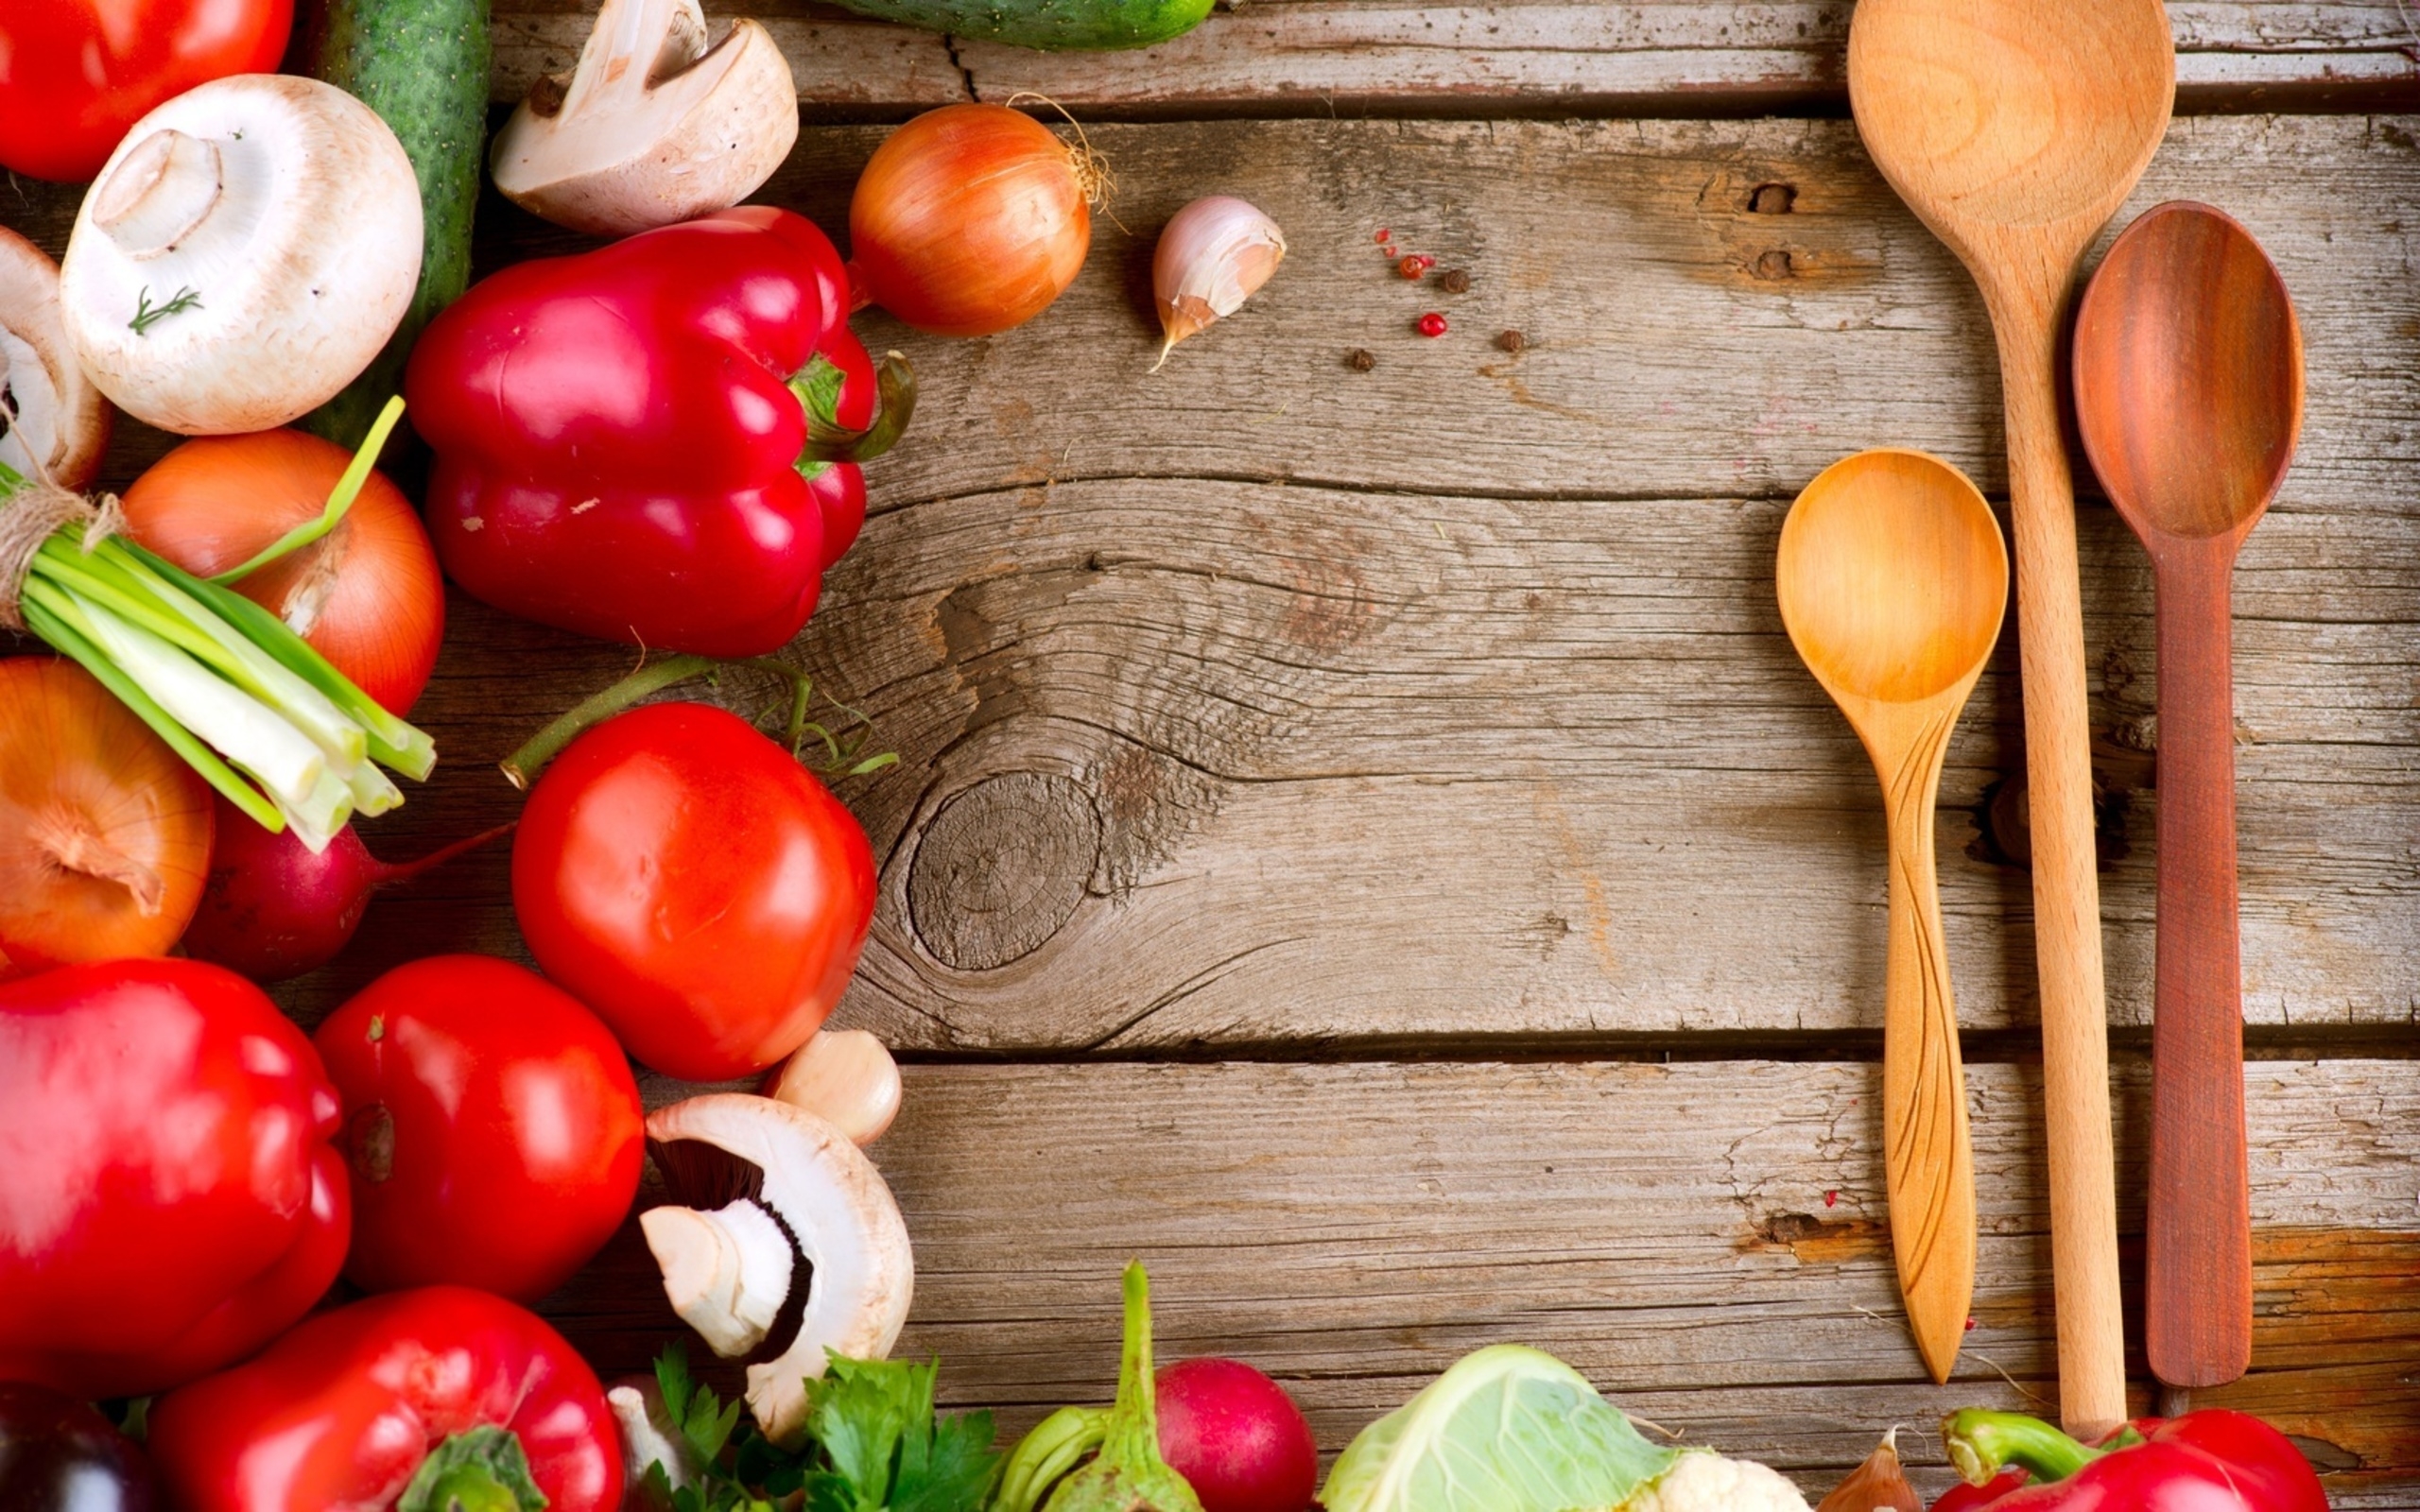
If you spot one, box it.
[491,0,799,238]
[0,228,112,490]
[60,74,424,436]
[646,1093,914,1445]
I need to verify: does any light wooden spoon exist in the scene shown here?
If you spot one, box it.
[1848,0,2174,1436]
[2074,202,2303,1391]
[1779,449,2007,1383]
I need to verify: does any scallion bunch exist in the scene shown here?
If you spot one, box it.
[0,398,434,851]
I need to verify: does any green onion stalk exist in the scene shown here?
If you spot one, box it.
[0,397,435,852]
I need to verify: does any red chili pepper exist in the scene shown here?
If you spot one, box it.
[1938,1408,2328,1512]
[0,959,348,1399]
[149,1286,621,1512]
[406,207,910,658]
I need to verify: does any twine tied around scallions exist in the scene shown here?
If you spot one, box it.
[0,396,436,852]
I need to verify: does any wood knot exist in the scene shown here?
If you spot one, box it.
[1754,249,1796,280]
[908,773,1101,971]
[1748,182,1797,215]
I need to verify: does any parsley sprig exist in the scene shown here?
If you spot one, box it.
[642,1347,1001,1512]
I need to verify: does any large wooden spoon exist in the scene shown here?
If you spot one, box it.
[1779,449,2007,1383]
[1848,0,2173,1435]
[2074,202,2303,1391]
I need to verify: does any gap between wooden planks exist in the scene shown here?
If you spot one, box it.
[488,0,2420,119]
[536,1058,2420,1501]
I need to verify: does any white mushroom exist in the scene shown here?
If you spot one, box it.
[764,1029,903,1146]
[59,74,423,436]
[643,1093,914,1445]
[490,0,798,237]
[0,229,111,490]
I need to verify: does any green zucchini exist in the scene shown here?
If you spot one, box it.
[296,0,491,449]
[837,0,1213,52]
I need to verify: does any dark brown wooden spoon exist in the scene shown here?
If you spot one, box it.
[2073,200,2304,1391]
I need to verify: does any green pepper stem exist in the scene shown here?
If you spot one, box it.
[1941,1409,2105,1486]
[500,654,816,787]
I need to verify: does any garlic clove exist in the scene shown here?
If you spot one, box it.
[1151,196,1285,370]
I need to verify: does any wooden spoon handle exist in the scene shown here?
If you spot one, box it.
[2146,554,2253,1387]
[1991,295,2128,1436]
[1880,717,1977,1383]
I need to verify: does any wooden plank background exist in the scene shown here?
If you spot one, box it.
[6,1,2415,1503]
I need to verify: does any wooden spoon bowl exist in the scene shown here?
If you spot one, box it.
[2074,201,2303,1390]
[1778,448,2008,1383]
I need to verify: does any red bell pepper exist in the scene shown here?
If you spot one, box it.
[149,1285,622,1512]
[406,206,909,658]
[0,958,348,1399]
[1937,1408,2328,1512]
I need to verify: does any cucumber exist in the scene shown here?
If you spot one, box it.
[296,0,491,449]
[835,0,1212,52]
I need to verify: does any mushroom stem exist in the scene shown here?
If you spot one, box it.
[92,130,225,261]
[640,1197,793,1358]
[560,0,703,117]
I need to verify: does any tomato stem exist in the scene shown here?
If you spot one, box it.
[500,654,820,787]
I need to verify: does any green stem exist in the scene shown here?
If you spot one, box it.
[212,396,407,584]
[1941,1409,2112,1487]
[500,654,816,787]
[1105,1263,1161,1465]
[798,351,918,464]
[994,1407,1110,1512]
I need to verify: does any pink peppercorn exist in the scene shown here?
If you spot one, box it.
[1399,254,1434,280]
[1417,312,1448,337]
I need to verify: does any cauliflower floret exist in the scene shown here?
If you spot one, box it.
[1629,1451,1813,1512]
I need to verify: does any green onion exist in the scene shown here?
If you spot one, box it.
[0,397,434,851]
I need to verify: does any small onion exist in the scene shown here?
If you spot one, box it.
[0,658,214,977]
[849,103,1102,338]
[120,428,445,716]
[1151,196,1286,369]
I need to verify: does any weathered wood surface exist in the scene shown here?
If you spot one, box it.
[14,114,2416,1046]
[7,80,2413,1501]
[539,1058,2420,1502]
[488,1,2420,117]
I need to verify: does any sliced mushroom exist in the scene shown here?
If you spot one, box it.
[763,1029,902,1146]
[59,74,423,436]
[0,229,112,490]
[490,0,798,237]
[643,1093,913,1445]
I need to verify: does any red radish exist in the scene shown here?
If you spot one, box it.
[1155,1358,1319,1512]
[181,795,511,983]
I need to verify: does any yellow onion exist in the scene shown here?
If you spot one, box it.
[849,103,1103,338]
[0,658,214,977]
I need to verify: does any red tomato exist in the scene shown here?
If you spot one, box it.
[313,955,644,1303]
[0,0,295,182]
[512,702,877,1081]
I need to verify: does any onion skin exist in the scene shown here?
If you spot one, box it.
[850,104,1092,337]
[0,658,214,978]
[119,428,445,716]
